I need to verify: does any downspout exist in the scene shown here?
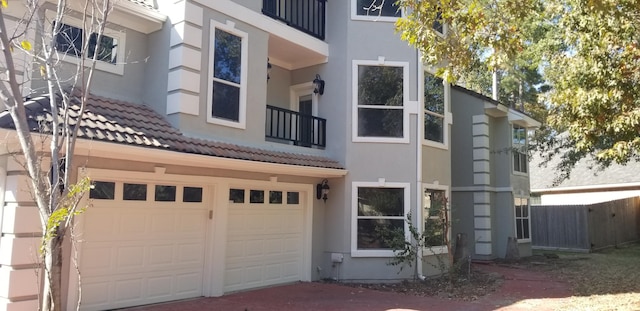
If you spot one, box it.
[416,50,424,278]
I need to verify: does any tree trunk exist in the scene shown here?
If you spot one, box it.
[42,233,64,311]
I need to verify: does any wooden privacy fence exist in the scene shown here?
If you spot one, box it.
[531,197,640,252]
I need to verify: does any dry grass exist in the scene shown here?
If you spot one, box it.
[522,242,640,310]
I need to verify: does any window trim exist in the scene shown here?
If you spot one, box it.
[421,183,449,255]
[351,0,404,22]
[514,196,531,243]
[46,10,126,75]
[420,67,451,149]
[512,124,528,175]
[351,181,411,257]
[352,59,410,143]
[207,20,249,129]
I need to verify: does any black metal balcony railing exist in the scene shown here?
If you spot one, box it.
[262,0,326,40]
[266,105,326,148]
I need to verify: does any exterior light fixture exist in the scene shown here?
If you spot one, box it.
[313,74,325,95]
[316,179,330,202]
[267,58,272,81]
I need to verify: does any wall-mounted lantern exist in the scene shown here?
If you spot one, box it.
[316,179,330,202]
[313,74,325,95]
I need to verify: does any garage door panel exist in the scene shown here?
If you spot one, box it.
[178,213,207,232]
[78,181,208,310]
[120,213,148,235]
[114,278,144,301]
[150,214,175,234]
[225,197,305,293]
[81,244,113,272]
[116,246,145,269]
[178,242,205,263]
[147,276,173,298]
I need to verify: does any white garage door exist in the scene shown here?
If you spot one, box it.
[224,188,305,292]
[76,181,208,311]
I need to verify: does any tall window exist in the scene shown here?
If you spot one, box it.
[423,188,447,247]
[353,0,401,20]
[515,197,530,241]
[208,22,247,128]
[352,182,409,256]
[424,73,445,144]
[513,125,528,173]
[353,61,408,142]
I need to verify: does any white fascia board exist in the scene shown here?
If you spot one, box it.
[202,0,328,57]
[483,101,509,117]
[508,110,541,128]
[74,139,346,178]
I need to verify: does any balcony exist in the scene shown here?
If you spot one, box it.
[266,105,326,148]
[262,0,326,40]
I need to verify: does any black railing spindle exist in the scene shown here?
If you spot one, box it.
[262,0,326,40]
[266,105,326,148]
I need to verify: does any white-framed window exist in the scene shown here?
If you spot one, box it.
[47,11,126,75]
[352,60,409,143]
[207,20,248,129]
[512,125,528,174]
[351,0,402,22]
[422,184,449,254]
[422,71,450,148]
[514,197,531,241]
[351,181,410,257]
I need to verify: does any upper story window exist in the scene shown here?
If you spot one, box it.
[514,197,531,241]
[352,60,409,143]
[352,0,401,21]
[49,12,126,75]
[352,182,410,257]
[513,125,528,173]
[424,73,448,147]
[208,21,248,129]
[432,9,446,35]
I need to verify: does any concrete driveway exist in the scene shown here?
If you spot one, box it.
[120,264,572,311]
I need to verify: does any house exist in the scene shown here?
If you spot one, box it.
[530,154,640,205]
[0,1,536,310]
[450,86,540,260]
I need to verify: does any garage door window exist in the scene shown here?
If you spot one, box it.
[229,189,245,203]
[155,185,176,201]
[123,183,147,200]
[250,190,264,203]
[269,191,283,204]
[287,192,299,204]
[183,187,203,202]
[90,181,115,200]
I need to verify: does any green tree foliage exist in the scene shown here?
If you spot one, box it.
[396,0,640,177]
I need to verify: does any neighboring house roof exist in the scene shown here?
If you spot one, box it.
[530,153,640,192]
[0,93,344,170]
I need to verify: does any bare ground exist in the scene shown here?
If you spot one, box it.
[336,242,640,310]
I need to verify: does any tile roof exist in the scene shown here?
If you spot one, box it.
[126,0,155,10]
[0,93,344,170]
